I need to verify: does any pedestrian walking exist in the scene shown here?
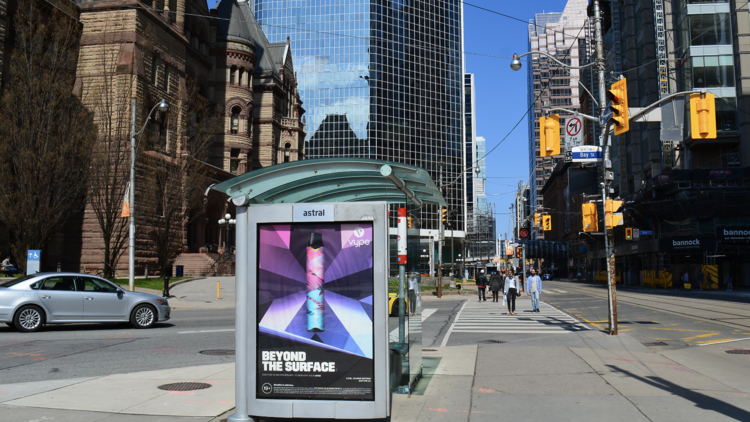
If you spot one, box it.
[696,271,704,291]
[682,271,690,291]
[706,272,713,291]
[476,270,488,302]
[726,274,733,292]
[503,271,519,315]
[526,269,542,312]
[489,270,503,302]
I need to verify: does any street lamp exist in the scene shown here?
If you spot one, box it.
[218,213,236,259]
[129,98,169,292]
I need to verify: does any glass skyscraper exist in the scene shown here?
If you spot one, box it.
[253,0,465,232]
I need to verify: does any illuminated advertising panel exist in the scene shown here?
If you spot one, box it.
[256,222,374,400]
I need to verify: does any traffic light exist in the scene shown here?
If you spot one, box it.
[515,247,522,258]
[604,199,623,230]
[407,216,412,228]
[539,114,560,157]
[534,212,541,227]
[607,78,629,136]
[689,92,716,139]
[625,227,633,240]
[582,203,598,233]
[441,207,447,224]
[542,215,551,231]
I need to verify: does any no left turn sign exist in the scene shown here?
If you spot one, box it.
[565,117,583,149]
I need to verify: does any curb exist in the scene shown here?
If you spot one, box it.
[168,276,205,290]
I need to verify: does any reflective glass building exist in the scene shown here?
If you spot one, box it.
[253,0,465,233]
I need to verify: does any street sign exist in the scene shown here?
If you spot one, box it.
[564,117,583,150]
[570,146,603,162]
[633,228,640,240]
[26,250,41,275]
[519,228,529,238]
[601,101,613,125]
[564,150,572,163]
[640,230,653,235]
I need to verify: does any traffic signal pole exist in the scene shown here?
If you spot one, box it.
[593,0,617,335]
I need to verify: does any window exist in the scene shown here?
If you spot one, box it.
[716,97,737,132]
[77,277,118,293]
[284,143,292,163]
[692,56,734,88]
[41,276,76,291]
[230,148,240,174]
[230,67,235,85]
[152,58,159,86]
[164,66,170,92]
[689,13,731,46]
[230,106,241,134]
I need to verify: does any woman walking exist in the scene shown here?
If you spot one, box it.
[504,271,519,315]
[489,271,503,302]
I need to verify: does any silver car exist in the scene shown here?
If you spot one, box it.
[0,272,171,332]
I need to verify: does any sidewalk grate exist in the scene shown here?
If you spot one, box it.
[478,340,507,344]
[158,382,212,391]
[725,350,750,355]
[199,349,235,356]
[642,342,668,346]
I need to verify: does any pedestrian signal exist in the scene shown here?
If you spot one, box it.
[582,203,598,233]
[689,93,716,139]
[542,215,551,231]
[539,115,560,157]
[604,199,623,230]
[607,78,629,136]
[515,247,522,258]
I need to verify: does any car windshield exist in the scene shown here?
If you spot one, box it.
[0,274,36,288]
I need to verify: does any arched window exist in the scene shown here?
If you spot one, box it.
[284,143,292,163]
[231,106,241,134]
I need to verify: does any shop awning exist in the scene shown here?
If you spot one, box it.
[210,158,447,207]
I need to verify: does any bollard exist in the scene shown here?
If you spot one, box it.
[144,264,149,279]
[217,281,221,299]
[163,276,170,297]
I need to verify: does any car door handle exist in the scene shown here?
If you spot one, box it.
[84,297,93,300]
[41,296,51,299]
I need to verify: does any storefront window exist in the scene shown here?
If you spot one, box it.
[716,97,737,132]
[692,56,734,88]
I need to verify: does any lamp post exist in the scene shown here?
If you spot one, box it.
[129,98,169,292]
[510,0,617,335]
[218,213,236,259]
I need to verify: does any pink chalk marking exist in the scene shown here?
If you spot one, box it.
[478,388,495,393]
[428,408,449,412]
[218,401,234,404]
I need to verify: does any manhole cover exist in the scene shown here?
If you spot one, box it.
[199,349,235,356]
[157,382,212,391]
[642,342,668,347]
[725,349,750,355]
[478,340,507,344]
[423,349,438,352]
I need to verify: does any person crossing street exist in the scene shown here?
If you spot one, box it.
[489,270,503,302]
[476,270,488,302]
[503,270,519,315]
[526,269,543,313]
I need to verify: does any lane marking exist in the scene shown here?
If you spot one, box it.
[422,308,438,321]
[440,300,470,347]
[697,337,750,346]
[178,329,235,334]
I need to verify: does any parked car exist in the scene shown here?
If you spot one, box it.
[0,272,171,332]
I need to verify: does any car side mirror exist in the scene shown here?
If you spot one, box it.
[116,288,124,294]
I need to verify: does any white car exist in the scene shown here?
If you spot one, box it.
[0,272,171,332]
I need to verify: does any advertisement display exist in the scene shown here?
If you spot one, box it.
[256,222,375,401]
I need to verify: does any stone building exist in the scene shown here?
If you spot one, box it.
[25,0,305,275]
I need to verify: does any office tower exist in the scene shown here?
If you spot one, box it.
[253,0,466,235]
[464,74,476,216]
[526,0,588,240]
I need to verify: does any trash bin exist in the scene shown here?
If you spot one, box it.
[176,265,184,277]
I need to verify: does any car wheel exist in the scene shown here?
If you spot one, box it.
[390,302,398,317]
[14,305,44,333]
[130,304,157,329]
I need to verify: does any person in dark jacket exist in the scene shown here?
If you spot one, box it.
[476,270,488,302]
[489,271,503,302]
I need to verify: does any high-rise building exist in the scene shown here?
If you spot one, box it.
[252,0,466,236]
[474,136,487,213]
[526,0,589,240]
[464,73,477,216]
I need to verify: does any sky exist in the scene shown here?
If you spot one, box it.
[463,1,568,240]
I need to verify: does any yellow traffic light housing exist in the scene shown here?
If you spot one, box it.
[689,93,717,139]
[539,114,560,157]
[604,199,623,230]
[534,212,541,227]
[441,207,447,224]
[607,78,629,136]
[582,203,598,233]
[407,216,413,228]
[542,215,552,231]
[515,247,522,258]
[625,227,633,240]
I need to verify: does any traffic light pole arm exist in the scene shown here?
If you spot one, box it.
[544,108,599,122]
[513,51,597,70]
[628,90,705,122]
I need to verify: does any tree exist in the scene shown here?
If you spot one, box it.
[0,0,97,272]
[83,23,139,279]
[142,79,222,276]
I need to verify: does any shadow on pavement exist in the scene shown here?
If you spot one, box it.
[607,365,750,421]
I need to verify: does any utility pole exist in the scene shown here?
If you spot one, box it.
[593,0,618,335]
[437,165,443,298]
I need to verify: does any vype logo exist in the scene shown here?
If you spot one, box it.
[349,226,371,247]
[673,239,699,247]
